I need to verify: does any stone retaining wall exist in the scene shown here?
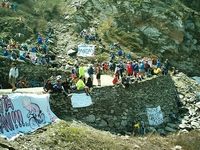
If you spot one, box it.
[50,75,178,134]
[0,56,70,88]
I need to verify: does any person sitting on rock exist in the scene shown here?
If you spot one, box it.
[62,78,72,96]
[3,49,10,57]
[112,74,119,85]
[118,49,123,58]
[44,79,53,93]
[72,76,90,96]
[121,73,129,88]
[86,77,93,90]
[52,80,62,93]
[20,52,29,63]
[2,1,5,7]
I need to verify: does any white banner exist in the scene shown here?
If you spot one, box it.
[0,93,59,141]
[146,106,163,125]
[77,44,95,57]
[71,93,92,108]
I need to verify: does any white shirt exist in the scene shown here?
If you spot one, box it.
[9,67,19,78]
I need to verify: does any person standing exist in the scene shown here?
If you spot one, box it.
[96,64,101,86]
[88,64,94,85]
[9,62,19,92]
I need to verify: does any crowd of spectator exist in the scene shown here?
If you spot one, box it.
[1,0,18,11]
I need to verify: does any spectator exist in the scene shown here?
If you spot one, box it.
[127,54,132,60]
[19,52,29,62]
[88,64,94,85]
[122,51,126,59]
[114,64,120,79]
[44,79,53,93]
[156,59,162,68]
[133,60,139,81]
[121,73,129,88]
[8,62,19,92]
[110,53,115,61]
[73,76,90,96]
[2,1,5,7]
[52,80,62,93]
[3,49,10,56]
[144,60,150,74]
[84,34,89,43]
[37,36,43,45]
[40,57,46,65]
[10,50,17,60]
[164,59,170,74]
[112,74,119,85]
[21,44,28,51]
[26,52,31,59]
[42,44,47,54]
[86,77,93,90]
[62,78,72,96]
[96,64,101,86]
[118,49,122,58]
[6,1,10,8]
[79,63,85,82]
[0,38,6,47]
[127,62,133,76]
[13,3,18,11]
[31,46,37,53]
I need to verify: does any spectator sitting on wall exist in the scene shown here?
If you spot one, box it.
[112,74,119,85]
[52,80,62,93]
[44,79,53,93]
[3,49,10,57]
[10,50,18,60]
[121,73,129,88]
[86,77,93,90]
[2,1,5,7]
[62,78,72,97]
[72,76,90,96]
[21,43,28,51]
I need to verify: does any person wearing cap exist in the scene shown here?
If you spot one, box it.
[8,62,19,92]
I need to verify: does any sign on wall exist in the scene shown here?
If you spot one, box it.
[77,44,95,57]
[146,106,163,125]
[0,93,59,141]
[71,93,92,108]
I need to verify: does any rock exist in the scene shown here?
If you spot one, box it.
[98,119,107,127]
[165,126,176,132]
[86,115,96,123]
[191,121,200,128]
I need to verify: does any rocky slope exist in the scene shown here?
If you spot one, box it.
[1,0,200,76]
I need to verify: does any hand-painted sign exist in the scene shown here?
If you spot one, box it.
[0,93,59,141]
[146,106,163,125]
[71,93,92,108]
[77,44,95,57]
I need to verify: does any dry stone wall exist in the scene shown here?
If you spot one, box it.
[0,56,71,88]
[50,75,178,135]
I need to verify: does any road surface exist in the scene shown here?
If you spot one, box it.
[0,75,114,95]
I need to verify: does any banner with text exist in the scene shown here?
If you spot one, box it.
[0,93,59,141]
[77,44,95,57]
[146,106,163,125]
[71,93,92,108]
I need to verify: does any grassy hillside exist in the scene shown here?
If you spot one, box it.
[0,120,199,149]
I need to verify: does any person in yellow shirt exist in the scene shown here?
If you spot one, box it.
[79,63,85,82]
[75,76,90,96]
